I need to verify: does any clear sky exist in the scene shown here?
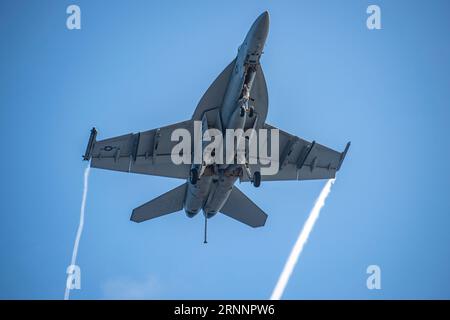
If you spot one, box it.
[1,0,450,299]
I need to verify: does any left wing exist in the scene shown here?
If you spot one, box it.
[243,123,350,182]
[84,120,194,179]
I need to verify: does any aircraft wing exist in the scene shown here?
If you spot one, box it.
[243,123,350,182]
[84,120,194,179]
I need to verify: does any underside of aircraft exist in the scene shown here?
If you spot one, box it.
[82,11,350,241]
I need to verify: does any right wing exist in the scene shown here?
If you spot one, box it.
[243,123,350,182]
[85,120,194,179]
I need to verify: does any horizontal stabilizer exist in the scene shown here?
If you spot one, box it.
[131,183,187,223]
[220,186,267,227]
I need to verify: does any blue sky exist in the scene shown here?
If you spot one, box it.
[1,0,450,299]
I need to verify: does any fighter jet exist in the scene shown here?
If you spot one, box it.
[83,11,350,242]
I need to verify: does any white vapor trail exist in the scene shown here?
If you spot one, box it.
[270,178,335,300]
[64,164,91,300]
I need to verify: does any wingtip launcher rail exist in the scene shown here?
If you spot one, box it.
[83,127,97,161]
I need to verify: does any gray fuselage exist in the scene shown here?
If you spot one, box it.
[184,12,270,218]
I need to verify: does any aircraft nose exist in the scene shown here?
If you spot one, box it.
[260,11,269,26]
[254,11,269,40]
[243,11,270,60]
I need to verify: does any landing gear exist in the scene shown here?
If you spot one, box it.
[248,106,255,118]
[240,106,246,117]
[241,163,261,188]
[239,105,255,117]
[190,167,199,185]
[252,171,261,188]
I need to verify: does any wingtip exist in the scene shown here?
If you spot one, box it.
[83,127,98,161]
[337,142,351,171]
